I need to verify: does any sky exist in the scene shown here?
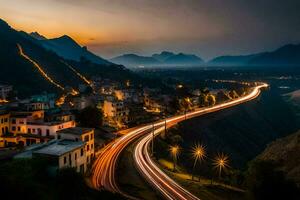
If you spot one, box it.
[1,0,299,60]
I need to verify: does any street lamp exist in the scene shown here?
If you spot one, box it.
[191,144,205,181]
[213,153,229,179]
[169,145,180,171]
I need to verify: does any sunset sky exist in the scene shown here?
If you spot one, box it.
[1,0,299,60]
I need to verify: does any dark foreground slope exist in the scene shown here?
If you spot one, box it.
[257,129,300,186]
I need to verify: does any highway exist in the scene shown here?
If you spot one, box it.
[91,83,268,199]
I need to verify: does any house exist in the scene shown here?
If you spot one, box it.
[56,127,94,164]
[0,110,75,147]
[1,133,51,147]
[102,98,129,128]
[0,110,10,136]
[33,139,87,173]
[0,85,13,100]
[9,110,75,137]
[25,102,51,111]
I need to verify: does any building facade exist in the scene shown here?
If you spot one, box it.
[33,140,87,173]
[57,127,94,164]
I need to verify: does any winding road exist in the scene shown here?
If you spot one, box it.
[91,82,268,200]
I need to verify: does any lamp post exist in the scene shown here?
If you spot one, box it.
[170,145,180,171]
[191,144,205,181]
[213,153,229,180]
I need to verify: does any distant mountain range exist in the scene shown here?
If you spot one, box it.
[112,43,300,68]
[208,44,300,67]
[111,51,204,68]
[0,18,137,97]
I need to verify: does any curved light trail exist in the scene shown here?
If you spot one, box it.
[91,83,268,199]
[17,44,65,91]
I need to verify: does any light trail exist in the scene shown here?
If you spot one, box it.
[17,44,65,91]
[0,99,9,103]
[60,60,92,86]
[90,83,268,199]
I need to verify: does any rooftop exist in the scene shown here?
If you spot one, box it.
[27,120,73,126]
[34,140,84,156]
[0,110,9,115]
[56,127,94,135]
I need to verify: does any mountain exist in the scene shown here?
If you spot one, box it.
[163,53,203,65]
[29,32,47,40]
[208,54,260,66]
[0,18,137,97]
[111,52,204,68]
[208,43,300,67]
[31,34,111,65]
[257,129,300,186]
[152,51,175,62]
[111,54,161,67]
[249,44,300,66]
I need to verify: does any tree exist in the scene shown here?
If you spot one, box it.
[198,93,208,107]
[228,90,239,99]
[181,97,193,110]
[216,90,231,103]
[77,106,103,128]
[245,160,300,200]
[206,94,216,106]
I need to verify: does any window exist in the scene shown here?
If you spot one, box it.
[4,118,8,123]
[12,126,16,131]
[75,138,79,142]
[80,164,84,173]
[28,128,31,133]
[11,119,16,124]
[46,129,50,136]
[81,148,84,156]
[84,135,89,142]
[90,133,93,140]
[17,127,21,132]
[64,156,67,164]
[91,144,93,150]
[69,154,71,165]
[86,144,89,151]
[38,129,42,136]
[75,153,77,160]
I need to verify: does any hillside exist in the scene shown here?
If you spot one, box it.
[152,51,175,62]
[111,54,160,67]
[111,52,204,68]
[208,43,300,67]
[257,130,300,186]
[208,54,260,66]
[249,44,300,66]
[0,18,137,97]
[164,53,203,65]
[31,33,111,65]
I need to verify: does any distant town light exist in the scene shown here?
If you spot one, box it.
[177,84,183,89]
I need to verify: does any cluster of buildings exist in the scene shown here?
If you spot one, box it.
[0,91,95,174]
